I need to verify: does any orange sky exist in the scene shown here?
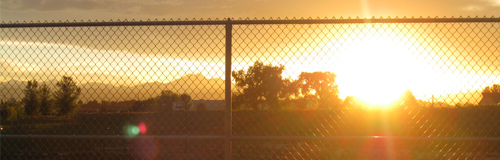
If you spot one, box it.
[2,22,500,105]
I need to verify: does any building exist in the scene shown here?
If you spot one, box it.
[192,100,224,111]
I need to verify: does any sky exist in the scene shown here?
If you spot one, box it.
[2,0,500,105]
[1,0,500,22]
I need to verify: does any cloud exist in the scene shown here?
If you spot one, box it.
[1,0,183,12]
[1,0,500,23]
[460,0,500,15]
[0,40,226,84]
[2,0,98,11]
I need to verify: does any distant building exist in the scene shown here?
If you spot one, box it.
[479,93,500,105]
[192,100,224,110]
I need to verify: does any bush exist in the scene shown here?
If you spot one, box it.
[2,102,25,121]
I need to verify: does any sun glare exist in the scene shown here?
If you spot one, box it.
[285,25,497,106]
[331,31,426,106]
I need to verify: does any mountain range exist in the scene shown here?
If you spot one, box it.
[1,74,226,103]
[1,74,483,105]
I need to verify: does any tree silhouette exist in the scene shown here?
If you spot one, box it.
[232,61,286,110]
[479,84,500,105]
[2,100,24,121]
[282,78,300,99]
[397,89,418,109]
[23,80,40,116]
[157,90,180,112]
[180,93,193,111]
[232,91,251,110]
[280,78,301,109]
[483,84,500,94]
[298,71,340,109]
[54,76,81,115]
[39,83,53,115]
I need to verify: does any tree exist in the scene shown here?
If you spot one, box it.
[4,100,24,121]
[232,91,249,110]
[232,61,286,110]
[39,83,53,115]
[23,80,40,116]
[157,90,180,112]
[54,76,81,115]
[180,93,193,111]
[281,78,300,100]
[297,72,340,109]
[397,89,418,109]
[483,84,500,93]
[479,84,500,105]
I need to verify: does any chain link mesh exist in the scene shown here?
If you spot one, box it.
[1,18,500,159]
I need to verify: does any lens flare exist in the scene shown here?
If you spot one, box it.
[138,122,147,134]
[124,124,140,137]
[359,136,411,159]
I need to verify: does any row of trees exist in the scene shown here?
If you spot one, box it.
[22,76,81,116]
[6,61,495,119]
[233,61,500,110]
[232,61,341,110]
[128,90,195,112]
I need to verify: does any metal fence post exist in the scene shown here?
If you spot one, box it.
[225,18,233,160]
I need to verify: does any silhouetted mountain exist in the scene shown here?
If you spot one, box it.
[129,74,226,101]
[1,79,59,101]
[79,82,129,102]
[0,74,226,103]
[1,80,25,101]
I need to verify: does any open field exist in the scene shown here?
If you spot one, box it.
[2,106,500,159]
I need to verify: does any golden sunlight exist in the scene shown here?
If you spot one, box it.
[334,41,411,105]
[273,25,499,105]
[329,28,429,106]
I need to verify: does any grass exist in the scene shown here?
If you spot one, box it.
[2,106,500,159]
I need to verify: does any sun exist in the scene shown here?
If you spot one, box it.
[286,26,483,106]
[332,36,423,106]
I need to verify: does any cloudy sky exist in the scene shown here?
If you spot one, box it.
[1,0,500,22]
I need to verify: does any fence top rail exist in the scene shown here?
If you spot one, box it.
[2,17,500,28]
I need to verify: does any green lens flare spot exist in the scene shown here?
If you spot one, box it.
[124,125,140,137]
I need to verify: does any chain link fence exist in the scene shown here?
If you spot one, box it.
[1,17,500,159]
